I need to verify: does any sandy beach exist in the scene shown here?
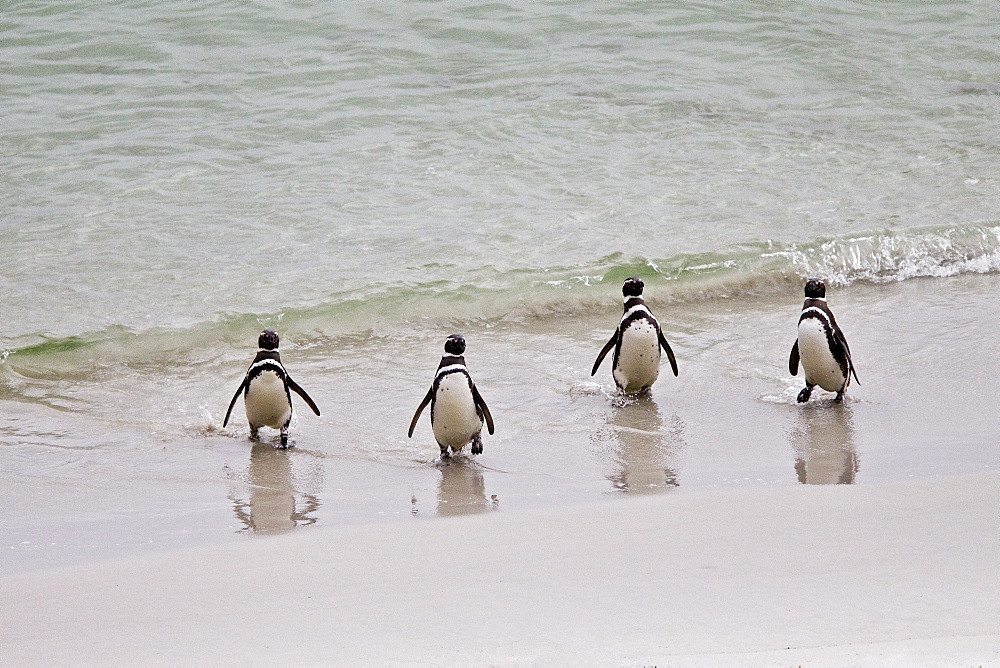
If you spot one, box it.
[3,471,996,666]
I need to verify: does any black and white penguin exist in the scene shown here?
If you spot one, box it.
[223,330,320,448]
[591,277,679,394]
[408,334,494,458]
[788,278,860,403]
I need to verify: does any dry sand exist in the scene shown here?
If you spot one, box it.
[2,471,997,666]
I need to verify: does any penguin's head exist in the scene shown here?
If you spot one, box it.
[622,277,644,298]
[804,278,826,299]
[258,329,280,350]
[444,334,466,356]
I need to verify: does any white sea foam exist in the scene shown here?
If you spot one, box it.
[766,225,1000,286]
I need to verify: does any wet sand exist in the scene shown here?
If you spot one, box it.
[2,471,996,665]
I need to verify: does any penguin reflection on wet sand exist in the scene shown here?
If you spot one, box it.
[791,405,858,484]
[223,330,321,448]
[592,277,678,394]
[788,278,860,403]
[408,334,494,458]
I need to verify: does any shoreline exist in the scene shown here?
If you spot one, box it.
[4,274,1000,580]
[3,471,997,665]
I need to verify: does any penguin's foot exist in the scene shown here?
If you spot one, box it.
[471,435,483,455]
[279,427,289,448]
[439,446,451,459]
[797,385,814,403]
[249,425,260,440]
[834,390,845,403]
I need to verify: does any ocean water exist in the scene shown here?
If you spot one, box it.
[2,0,998,570]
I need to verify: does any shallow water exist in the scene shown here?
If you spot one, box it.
[2,0,999,571]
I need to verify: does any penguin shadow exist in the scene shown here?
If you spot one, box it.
[230,441,320,533]
[788,402,859,484]
[435,456,498,517]
[596,396,685,494]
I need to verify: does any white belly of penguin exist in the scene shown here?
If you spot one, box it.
[798,319,845,393]
[431,373,483,449]
[613,321,661,393]
[244,371,291,429]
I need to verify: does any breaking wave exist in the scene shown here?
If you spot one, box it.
[3,223,999,369]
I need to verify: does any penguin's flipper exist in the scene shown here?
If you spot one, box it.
[658,330,679,377]
[788,340,800,376]
[223,378,248,428]
[836,334,861,386]
[408,387,434,438]
[591,330,619,376]
[287,377,321,416]
[828,318,860,386]
[472,385,494,435]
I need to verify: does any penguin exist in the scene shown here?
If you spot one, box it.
[408,334,494,458]
[788,278,860,403]
[592,277,678,394]
[223,329,320,448]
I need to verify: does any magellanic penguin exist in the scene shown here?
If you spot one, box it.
[788,278,860,403]
[223,330,321,448]
[408,334,494,458]
[592,277,679,394]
